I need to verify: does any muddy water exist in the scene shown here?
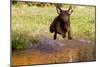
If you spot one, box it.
[11,39,96,66]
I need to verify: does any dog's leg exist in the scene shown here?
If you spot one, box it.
[54,32,57,40]
[67,27,72,40]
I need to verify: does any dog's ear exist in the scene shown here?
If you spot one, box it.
[55,4,62,14]
[68,6,73,15]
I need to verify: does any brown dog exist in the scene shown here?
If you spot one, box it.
[50,5,73,40]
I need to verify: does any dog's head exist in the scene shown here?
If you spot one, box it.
[56,5,73,23]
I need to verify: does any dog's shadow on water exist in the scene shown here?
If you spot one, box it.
[31,38,65,53]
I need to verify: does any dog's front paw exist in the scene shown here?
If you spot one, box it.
[68,37,72,40]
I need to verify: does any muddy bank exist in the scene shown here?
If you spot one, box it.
[11,39,96,66]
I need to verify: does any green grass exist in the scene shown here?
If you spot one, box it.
[12,5,95,50]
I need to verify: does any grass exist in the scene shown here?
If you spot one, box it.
[12,5,95,50]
